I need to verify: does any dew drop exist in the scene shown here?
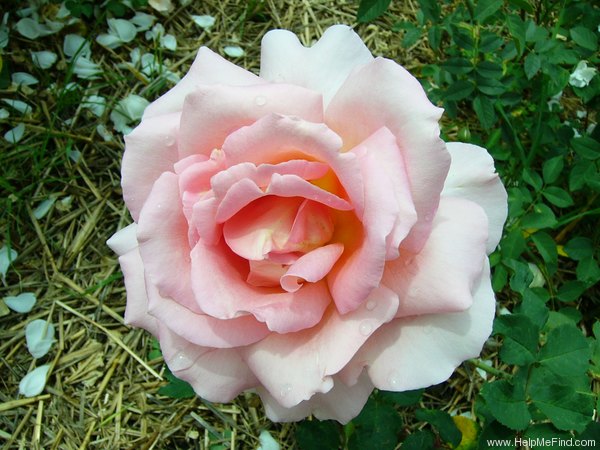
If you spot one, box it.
[359,321,373,336]
[164,134,175,147]
[169,351,194,371]
[365,300,377,311]
[387,371,400,388]
[254,95,267,106]
[280,383,292,397]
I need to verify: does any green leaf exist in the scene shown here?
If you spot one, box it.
[417,0,441,23]
[476,76,507,96]
[538,324,591,378]
[348,395,402,450]
[296,420,341,450]
[473,95,496,130]
[523,423,573,449]
[577,257,600,283]
[507,14,526,56]
[378,389,424,406]
[480,31,504,53]
[522,168,543,190]
[356,0,393,22]
[442,57,474,75]
[572,136,600,160]
[556,280,587,302]
[478,421,515,450]
[158,370,195,399]
[477,61,503,79]
[402,430,435,450]
[516,289,549,329]
[542,187,573,207]
[474,0,503,22]
[445,80,475,101]
[570,26,598,51]
[494,314,539,365]
[501,229,526,259]
[529,384,594,433]
[542,156,564,184]
[480,379,531,430]
[564,237,594,260]
[521,203,557,230]
[524,53,541,79]
[507,259,534,294]
[415,409,462,446]
[530,231,558,270]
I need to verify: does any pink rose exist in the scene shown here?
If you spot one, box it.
[108,25,507,423]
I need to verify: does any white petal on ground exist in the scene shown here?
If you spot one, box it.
[33,197,57,219]
[0,245,18,282]
[0,108,8,119]
[4,123,26,143]
[73,56,102,79]
[31,50,58,69]
[569,61,597,88]
[16,18,42,39]
[131,12,156,31]
[4,293,36,313]
[96,33,123,49]
[12,72,39,86]
[63,34,91,59]
[82,95,107,117]
[149,0,174,12]
[96,124,113,142]
[25,319,55,359]
[191,15,216,29]
[19,364,51,397]
[257,430,280,450]
[224,45,245,58]
[161,34,177,51]
[107,18,137,44]
[2,99,33,115]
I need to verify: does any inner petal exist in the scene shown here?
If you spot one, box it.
[223,196,334,262]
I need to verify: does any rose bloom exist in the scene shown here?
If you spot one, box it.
[108,25,507,423]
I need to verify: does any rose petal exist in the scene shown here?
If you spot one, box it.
[136,172,198,312]
[260,24,374,106]
[107,223,138,256]
[26,319,55,359]
[442,142,507,254]
[122,112,181,221]
[326,57,449,253]
[157,323,258,402]
[384,196,488,318]
[222,114,364,216]
[19,365,51,397]
[258,371,373,424]
[178,83,324,159]
[190,240,332,333]
[328,127,417,314]
[240,286,399,408]
[143,47,262,119]
[340,261,495,392]
[281,243,344,292]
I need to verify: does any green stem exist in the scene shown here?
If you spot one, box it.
[468,359,511,378]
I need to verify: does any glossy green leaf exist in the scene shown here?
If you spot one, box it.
[542,187,573,207]
[474,0,503,22]
[542,156,564,184]
[530,384,594,433]
[480,379,531,430]
[521,203,557,229]
[444,80,475,101]
[473,95,496,130]
[556,281,587,302]
[296,420,341,450]
[402,430,435,450]
[494,313,539,365]
[570,26,598,51]
[524,52,541,79]
[356,0,393,22]
[564,237,594,260]
[538,324,591,378]
[348,395,402,450]
[572,136,600,160]
[415,409,462,446]
[530,231,558,267]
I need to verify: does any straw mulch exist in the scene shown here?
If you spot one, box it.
[0,1,484,448]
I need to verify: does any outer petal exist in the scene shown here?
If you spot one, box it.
[260,25,374,106]
[136,172,199,312]
[143,47,262,119]
[157,323,258,402]
[383,196,488,318]
[328,128,417,314]
[107,223,138,256]
[190,240,332,334]
[122,112,181,221]
[178,83,324,158]
[118,246,159,337]
[240,286,399,408]
[258,371,373,424]
[326,57,449,253]
[340,261,495,391]
[442,142,507,254]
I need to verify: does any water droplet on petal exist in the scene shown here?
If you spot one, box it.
[365,300,377,311]
[169,351,194,371]
[254,95,267,106]
[164,134,175,146]
[387,371,400,388]
[359,320,373,336]
[280,383,292,397]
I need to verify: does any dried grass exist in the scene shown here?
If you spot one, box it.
[0,1,487,448]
